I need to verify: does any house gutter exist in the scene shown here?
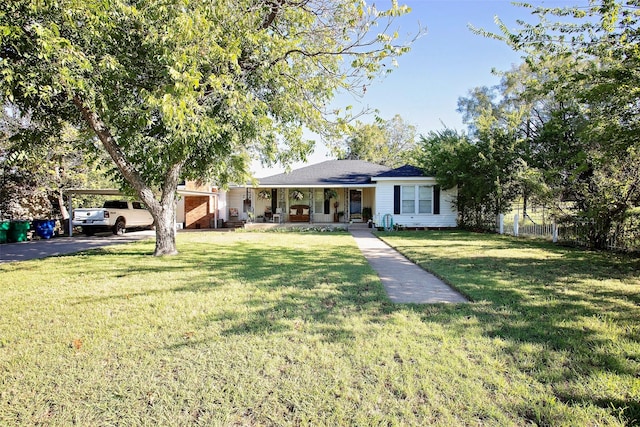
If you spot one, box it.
[248,184,378,189]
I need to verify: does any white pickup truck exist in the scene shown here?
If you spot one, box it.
[72,200,154,236]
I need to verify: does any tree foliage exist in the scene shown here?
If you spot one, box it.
[419,128,525,229]
[0,0,417,255]
[493,1,640,247]
[421,1,640,247]
[335,114,417,167]
[0,103,113,221]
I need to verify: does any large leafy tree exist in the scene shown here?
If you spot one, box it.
[0,0,416,255]
[470,0,640,247]
[456,64,567,217]
[418,127,525,229]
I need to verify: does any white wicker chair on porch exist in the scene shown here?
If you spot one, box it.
[272,207,282,223]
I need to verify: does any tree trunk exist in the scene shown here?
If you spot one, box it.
[57,189,69,220]
[150,162,183,256]
[153,202,178,256]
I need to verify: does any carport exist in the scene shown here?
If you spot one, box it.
[66,188,219,236]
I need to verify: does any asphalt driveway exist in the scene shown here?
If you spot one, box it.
[0,230,155,263]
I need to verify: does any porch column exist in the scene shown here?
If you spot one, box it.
[308,188,313,223]
[67,193,73,236]
[213,194,218,229]
[343,188,348,222]
[251,188,255,222]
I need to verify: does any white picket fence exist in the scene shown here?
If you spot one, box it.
[497,214,640,252]
[497,213,559,242]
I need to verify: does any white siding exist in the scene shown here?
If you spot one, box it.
[176,197,186,226]
[374,180,458,228]
[227,188,246,220]
[313,213,334,223]
[218,192,228,221]
[375,182,396,223]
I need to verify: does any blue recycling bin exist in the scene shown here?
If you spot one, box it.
[34,219,56,239]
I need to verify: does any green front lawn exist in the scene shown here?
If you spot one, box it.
[378,230,640,426]
[0,231,638,425]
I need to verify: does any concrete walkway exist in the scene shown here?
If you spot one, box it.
[350,227,468,304]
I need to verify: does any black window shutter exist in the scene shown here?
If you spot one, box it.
[324,188,330,214]
[433,185,440,215]
[271,189,277,212]
[394,186,401,214]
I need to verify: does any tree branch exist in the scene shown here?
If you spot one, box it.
[261,0,283,30]
[72,95,159,211]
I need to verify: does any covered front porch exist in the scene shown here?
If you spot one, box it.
[227,186,375,226]
[243,221,354,231]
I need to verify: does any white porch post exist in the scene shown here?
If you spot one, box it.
[514,213,519,237]
[67,193,73,236]
[250,188,254,222]
[213,194,218,229]
[343,188,348,222]
[498,213,504,235]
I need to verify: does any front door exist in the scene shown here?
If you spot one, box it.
[350,189,362,221]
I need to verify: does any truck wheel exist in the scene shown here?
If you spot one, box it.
[113,218,126,235]
[82,227,95,236]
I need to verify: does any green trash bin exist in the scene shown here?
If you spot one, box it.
[8,220,30,243]
[0,221,9,244]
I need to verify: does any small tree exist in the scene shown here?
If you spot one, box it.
[418,127,525,230]
[0,104,113,221]
[335,114,418,167]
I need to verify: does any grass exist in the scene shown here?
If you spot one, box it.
[377,230,640,426]
[0,230,638,425]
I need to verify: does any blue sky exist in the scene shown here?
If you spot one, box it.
[253,0,585,177]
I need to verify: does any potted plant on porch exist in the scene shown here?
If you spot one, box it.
[324,189,338,200]
[290,189,304,201]
[258,190,271,200]
[362,207,373,228]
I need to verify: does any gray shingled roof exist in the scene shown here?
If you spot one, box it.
[258,160,391,186]
[374,164,427,178]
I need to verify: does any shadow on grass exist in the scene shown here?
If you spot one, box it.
[68,234,388,346]
[380,230,640,425]
[193,242,386,343]
[61,230,639,424]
